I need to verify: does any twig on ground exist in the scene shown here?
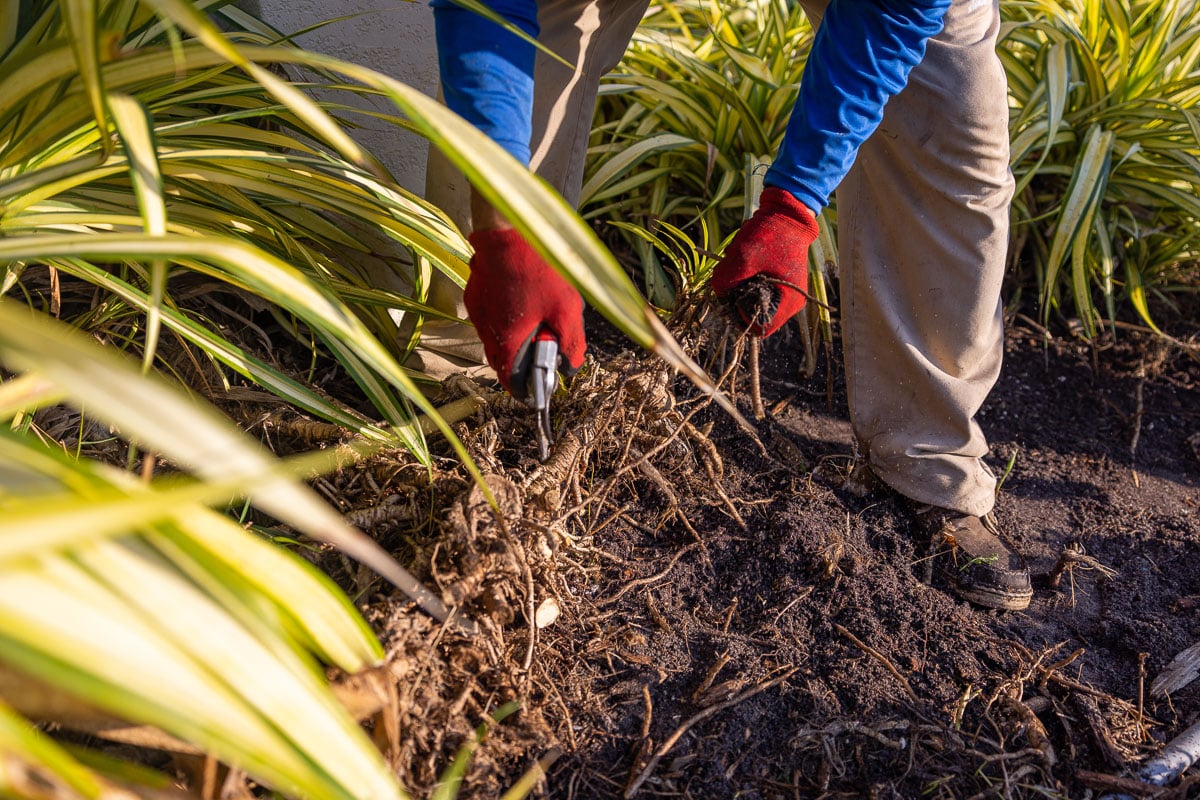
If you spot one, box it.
[1075,769,1163,797]
[640,683,654,739]
[623,666,798,798]
[1137,651,1149,741]
[598,543,701,607]
[720,597,738,634]
[1131,363,1147,458]
[771,587,813,626]
[834,623,918,702]
[644,591,671,633]
[691,652,732,704]
[201,754,219,800]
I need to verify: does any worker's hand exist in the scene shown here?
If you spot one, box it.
[463,227,586,398]
[711,187,819,337]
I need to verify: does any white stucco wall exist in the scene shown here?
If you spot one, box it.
[248,0,439,194]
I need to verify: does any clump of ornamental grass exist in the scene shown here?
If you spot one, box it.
[583,0,836,365]
[588,0,1199,341]
[1002,0,1200,337]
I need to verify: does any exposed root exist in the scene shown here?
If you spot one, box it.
[990,641,1154,777]
[1074,692,1129,769]
[596,543,701,608]
[834,623,917,702]
[526,420,596,503]
[630,447,700,539]
[345,495,419,530]
[748,335,765,420]
[263,412,347,443]
[623,666,798,798]
[509,353,750,540]
[1047,542,1119,605]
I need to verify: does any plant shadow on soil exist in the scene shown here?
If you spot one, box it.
[231,294,1199,799]
[318,293,1196,800]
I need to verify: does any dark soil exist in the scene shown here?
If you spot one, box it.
[163,282,1196,800]
[301,296,1199,800]
[20,261,1200,800]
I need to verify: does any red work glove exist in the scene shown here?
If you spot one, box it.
[463,228,586,398]
[710,187,819,337]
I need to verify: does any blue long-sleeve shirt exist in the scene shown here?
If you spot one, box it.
[431,0,952,214]
[431,0,540,165]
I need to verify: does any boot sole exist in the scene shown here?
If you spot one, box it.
[953,583,1033,611]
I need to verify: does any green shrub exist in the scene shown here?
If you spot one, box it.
[1003,0,1200,335]
[586,0,1200,337]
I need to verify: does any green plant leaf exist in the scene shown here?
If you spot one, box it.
[0,700,116,800]
[0,547,406,800]
[107,92,168,372]
[1041,124,1113,322]
[0,299,464,632]
[62,0,110,159]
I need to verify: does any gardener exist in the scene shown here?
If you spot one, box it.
[426,0,1032,611]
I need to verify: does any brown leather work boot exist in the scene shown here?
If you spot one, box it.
[914,506,1032,611]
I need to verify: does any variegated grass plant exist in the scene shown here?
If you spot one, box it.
[1002,0,1200,337]
[585,0,813,236]
[587,0,1199,340]
[0,308,546,800]
[0,301,407,800]
[0,1,712,798]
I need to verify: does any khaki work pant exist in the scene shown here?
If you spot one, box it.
[423,0,1013,517]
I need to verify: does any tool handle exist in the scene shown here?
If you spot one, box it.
[527,330,558,410]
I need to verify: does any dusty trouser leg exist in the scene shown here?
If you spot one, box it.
[526,0,649,208]
[402,83,488,383]
[835,0,1014,517]
[415,0,648,380]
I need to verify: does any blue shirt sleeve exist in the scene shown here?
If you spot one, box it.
[764,0,952,214]
[431,0,540,165]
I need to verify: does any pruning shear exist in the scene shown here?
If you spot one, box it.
[522,330,558,462]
